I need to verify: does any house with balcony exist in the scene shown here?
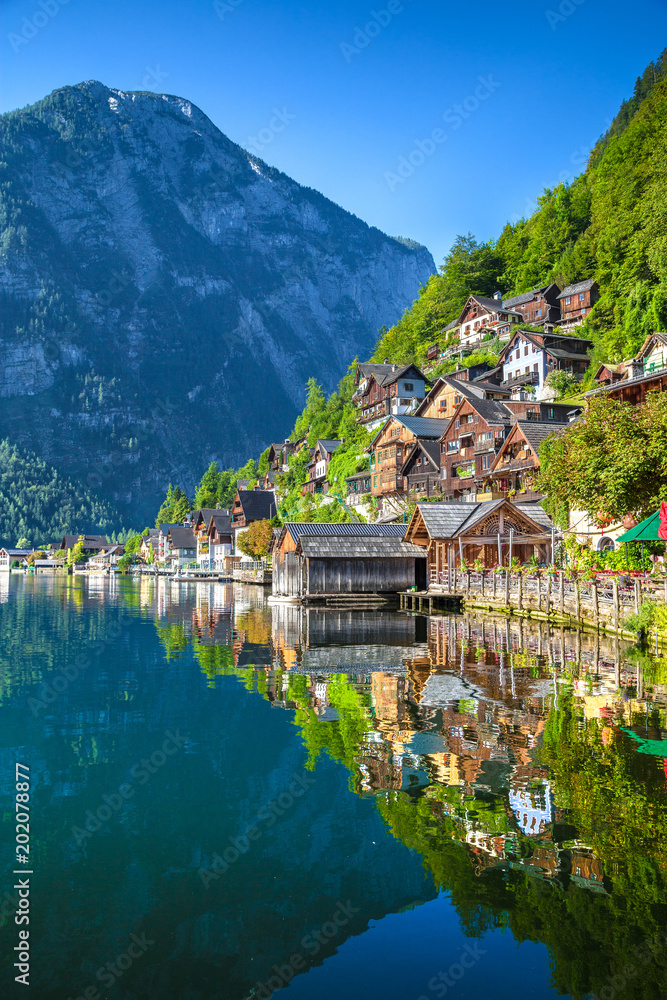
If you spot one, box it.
[230,489,277,554]
[353,361,426,429]
[585,333,667,405]
[502,284,562,327]
[302,439,341,495]
[166,526,196,568]
[556,279,599,328]
[368,415,448,503]
[439,398,514,501]
[456,293,523,349]
[414,374,509,423]
[205,512,234,569]
[483,421,560,501]
[400,441,442,498]
[498,329,592,398]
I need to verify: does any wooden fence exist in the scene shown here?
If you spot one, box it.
[437,569,667,634]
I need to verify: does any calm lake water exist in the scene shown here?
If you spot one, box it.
[2,575,667,1000]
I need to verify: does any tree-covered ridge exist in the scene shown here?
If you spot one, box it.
[0,438,121,547]
[375,48,667,370]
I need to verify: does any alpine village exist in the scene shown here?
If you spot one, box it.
[5,55,667,648]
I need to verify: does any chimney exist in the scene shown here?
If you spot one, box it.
[383,357,389,364]
[493,291,503,301]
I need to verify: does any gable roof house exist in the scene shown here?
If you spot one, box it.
[59,534,109,553]
[502,284,562,327]
[302,439,342,495]
[166,526,196,567]
[456,293,523,349]
[439,397,514,502]
[585,333,667,406]
[400,440,442,499]
[368,415,449,510]
[0,548,33,571]
[556,279,599,329]
[353,362,427,429]
[230,489,277,554]
[498,329,592,399]
[272,522,426,599]
[404,498,553,582]
[483,420,559,502]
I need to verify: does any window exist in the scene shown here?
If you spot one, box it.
[482,454,492,471]
[467,414,474,424]
[579,293,585,302]
[373,476,378,487]
[533,363,538,373]
[525,366,530,374]
[548,407,555,419]
[524,346,529,356]
[474,414,479,423]
[537,309,542,317]
[455,395,461,404]
[455,419,459,429]
[404,382,414,391]
[565,296,571,305]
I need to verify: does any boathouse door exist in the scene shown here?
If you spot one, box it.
[415,558,427,591]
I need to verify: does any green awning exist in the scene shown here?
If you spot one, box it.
[616,509,664,543]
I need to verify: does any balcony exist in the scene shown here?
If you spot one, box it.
[474,437,499,454]
[502,371,539,389]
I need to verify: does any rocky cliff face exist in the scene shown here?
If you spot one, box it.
[0,81,434,520]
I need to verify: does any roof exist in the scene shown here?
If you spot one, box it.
[317,439,342,455]
[209,513,232,533]
[159,523,180,535]
[444,319,460,331]
[617,509,666,543]
[297,536,426,559]
[236,489,276,521]
[282,522,407,545]
[515,420,563,453]
[513,503,554,531]
[357,362,425,387]
[345,470,371,482]
[502,285,554,308]
[168,526,196,548]
[407,440,441,469]
[192,508,222,525]
[372,415,449,445]
[557,279,596,299]
[411,499,551,540]
[145,528,159,537]
[60,534,109,549]
[459,397,514,428]
[0,548,32,557]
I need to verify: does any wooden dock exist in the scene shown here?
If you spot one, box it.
[399,591,463,613]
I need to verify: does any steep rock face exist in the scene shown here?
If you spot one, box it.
[0,81,434,520]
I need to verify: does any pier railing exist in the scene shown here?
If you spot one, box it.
[429,569,667,633]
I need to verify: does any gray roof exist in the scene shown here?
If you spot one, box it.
[514,420,562,453]
[357,362,425,388]
[236,489,276,521]
[345,470,371,482]
[209,513,232,533]
[404,440,441,473]
[444,319,460,331]
[297,536,426,559]
[461,397,514,428]
[414,499,550,539]
[317,439,342,455]
[159,523,180,535]
[283,522,407,544]
[513,503,553,531]
[383,415,449,439]
[168,526,196,549]
[557,279,596,299]
[502,285,556,308]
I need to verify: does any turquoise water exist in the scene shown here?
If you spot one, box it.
[1,575,667,1000]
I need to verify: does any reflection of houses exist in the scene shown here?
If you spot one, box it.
[404,498,553,580]
[508,781,553,836]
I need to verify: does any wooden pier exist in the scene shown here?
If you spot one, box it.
[399,590,463,614]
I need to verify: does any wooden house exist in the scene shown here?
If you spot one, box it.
[59,534,109,554]
[167,526,196,567]
[302,439,341,495]
[414,374,509,422]
[400,441,442,498]
[498,329,592,395]
[353,362,427,428]
[345,470,372,506]
[205,513,234,568]
[456,293,522,349]
[368,415,448,499]
[502,284,562,327]
[439,397,513,501]
[272,522,427,599]
[556,279,599,328]
[139,530,159,562]
[261,470,277,490]
[484,421,558,501]
[230,489,276,553]
[585,333,667,405]
[404,498,553,581]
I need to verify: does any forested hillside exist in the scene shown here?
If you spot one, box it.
[375,48,667,371]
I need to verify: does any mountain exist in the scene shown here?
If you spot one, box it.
[374,48,667,371]
[0,81,434,523]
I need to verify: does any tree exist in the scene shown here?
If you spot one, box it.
[538,389,667,526]
[545,370,578,398]
[155,484,191,526]
[117,553,132,573]
[16,536,30,549]
[67,536,85,566]
[237,519,273,559]
[194,461,221,509]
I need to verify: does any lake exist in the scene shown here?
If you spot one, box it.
[1,574,667,1000]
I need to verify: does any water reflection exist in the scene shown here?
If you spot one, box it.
[1,575,667,1000]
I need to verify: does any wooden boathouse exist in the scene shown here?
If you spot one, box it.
[272,523,427,601]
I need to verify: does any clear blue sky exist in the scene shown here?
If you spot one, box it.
[2,0,666,266]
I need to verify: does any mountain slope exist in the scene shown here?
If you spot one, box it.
[374,48,667,369]
[0,81,434,522]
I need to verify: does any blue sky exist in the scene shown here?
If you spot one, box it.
[2,0,666,266]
